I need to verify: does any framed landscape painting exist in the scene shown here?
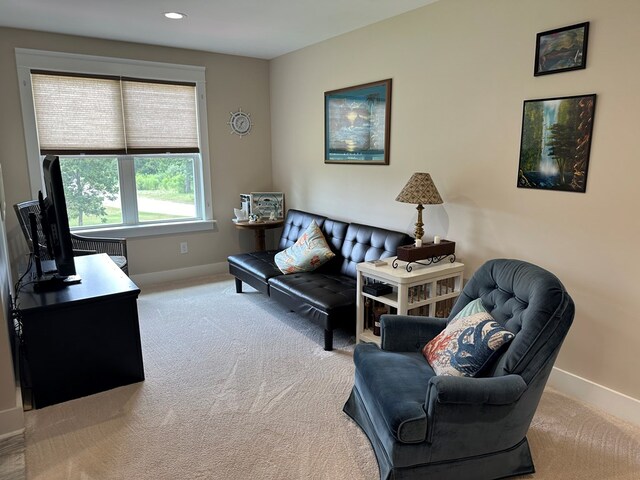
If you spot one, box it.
[534,22,589,76]
[324,79,391,165]
[517,94,596,193]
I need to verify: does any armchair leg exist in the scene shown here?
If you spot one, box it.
[324,329,333,351]
[235,278,243,293]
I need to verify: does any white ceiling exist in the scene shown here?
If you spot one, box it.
[0,0,440,60]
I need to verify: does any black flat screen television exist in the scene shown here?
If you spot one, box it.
[33,155,80,290]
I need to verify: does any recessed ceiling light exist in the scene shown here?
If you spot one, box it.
[164,12,187,20]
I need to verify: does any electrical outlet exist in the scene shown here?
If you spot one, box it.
[180,242,188,254]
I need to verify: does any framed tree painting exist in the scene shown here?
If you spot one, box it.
[517,94,596,193]
[534,22,589,76]
[324,79,391,165]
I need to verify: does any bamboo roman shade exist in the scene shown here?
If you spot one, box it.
[31,72,199,154]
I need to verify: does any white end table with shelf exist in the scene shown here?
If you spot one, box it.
[356,258,465,345]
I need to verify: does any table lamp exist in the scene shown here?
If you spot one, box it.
[395,172,443,246]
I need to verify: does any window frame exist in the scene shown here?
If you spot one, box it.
[15,48,215,238]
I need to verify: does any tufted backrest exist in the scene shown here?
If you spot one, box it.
[277,210,410,277]
[322,218,349,253]
[338,223,412,278]
[448,259,575,384]
[278,209,328,250]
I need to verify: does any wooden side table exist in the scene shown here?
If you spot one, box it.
[233,219,284,251]
[356,258,465,345]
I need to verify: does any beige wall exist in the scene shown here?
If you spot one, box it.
[0,165,24,436]
[0,27,272,276]
[270,0,640,400]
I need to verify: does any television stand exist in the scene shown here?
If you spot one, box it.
[17,253,144,408]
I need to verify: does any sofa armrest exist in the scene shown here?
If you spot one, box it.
[426,374,527,406]
[381,315,447,352]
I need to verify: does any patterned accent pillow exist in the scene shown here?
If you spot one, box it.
[274,220,335,274]
[422,312,515,377]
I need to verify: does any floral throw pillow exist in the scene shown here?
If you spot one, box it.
[274,220,335,274]
[422,312,515,377]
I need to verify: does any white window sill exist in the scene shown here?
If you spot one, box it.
[72,219,216,239]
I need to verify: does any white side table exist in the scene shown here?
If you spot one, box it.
[356,258,465,345]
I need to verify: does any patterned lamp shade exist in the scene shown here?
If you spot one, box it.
[395,173,443,205]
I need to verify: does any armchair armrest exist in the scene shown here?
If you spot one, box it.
[381,315,447,352]
[426,374,527,406]
[424,374,529,446]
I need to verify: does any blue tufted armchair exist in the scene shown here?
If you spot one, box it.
[343,259,575,480]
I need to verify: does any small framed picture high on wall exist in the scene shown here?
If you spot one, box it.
[534,22,589,76]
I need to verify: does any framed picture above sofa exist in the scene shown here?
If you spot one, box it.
[324,79,391,165]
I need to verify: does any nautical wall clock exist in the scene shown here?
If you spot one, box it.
[228,108,253,137]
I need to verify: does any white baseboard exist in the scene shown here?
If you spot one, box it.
[549,367,640,427]
[0,427,24,442]
[130,262,229,287]
[0,387,24,438]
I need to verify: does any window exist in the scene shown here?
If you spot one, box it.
[16,49,214,237]
[58,154,200,230]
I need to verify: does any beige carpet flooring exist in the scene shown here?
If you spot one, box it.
[23,274,640,479]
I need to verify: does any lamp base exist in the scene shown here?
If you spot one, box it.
[414,204,424,240]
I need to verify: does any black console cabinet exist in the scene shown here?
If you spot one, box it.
[18,253,144,408]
